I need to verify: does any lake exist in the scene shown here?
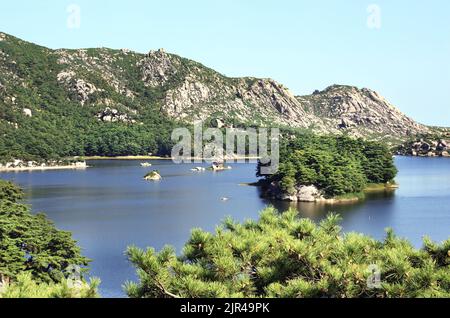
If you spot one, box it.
[1,156,449,297]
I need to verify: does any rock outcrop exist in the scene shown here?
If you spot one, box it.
[397,137,450,157]
[263,182,325,202]
[96,107,135,124]
[138,49,179,87]
[22,108,32,117]
[144,171,162,181]
[297,85,430,138]
[57,71,101,105]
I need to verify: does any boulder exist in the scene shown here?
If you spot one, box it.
[296,185,324,202]
[420,143,431,152]
[23,108,32,117]
[144,171,162,181]
[211,118,225,128]
[96,107,134,124]
[442,151,450,157]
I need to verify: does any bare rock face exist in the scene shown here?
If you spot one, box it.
[164,78,212,117]
[297,85,430,138]
[296,185,324,202]
[138,49,179,87]
[162,75,324,130]
[57,71,100,105]
[237,79,315,127]
[262,182,324,202]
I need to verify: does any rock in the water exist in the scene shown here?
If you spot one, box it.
[144,171,162,181]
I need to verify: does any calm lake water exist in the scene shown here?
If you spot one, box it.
[1,157,449,297]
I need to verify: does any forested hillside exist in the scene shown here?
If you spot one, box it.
[0,32,434,162]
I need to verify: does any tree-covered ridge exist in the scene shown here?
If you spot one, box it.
[125,208,450,298]
[259,134,398,198]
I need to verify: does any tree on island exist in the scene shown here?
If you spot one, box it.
[258,134,398,198]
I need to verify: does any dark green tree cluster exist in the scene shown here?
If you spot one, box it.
[0,180,90,283]
[258,133,398,197]
[125,208,450,298]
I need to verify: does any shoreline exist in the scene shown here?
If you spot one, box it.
[310,183,399,204]
[254,181,399,205]
[80,155,261,161]
[0,165,88,173]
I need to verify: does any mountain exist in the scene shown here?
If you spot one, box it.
[0,32,432,161]
[297,85,429,139]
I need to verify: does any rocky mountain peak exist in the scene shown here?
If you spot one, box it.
[139,49,179,87]
[297,85,430,138]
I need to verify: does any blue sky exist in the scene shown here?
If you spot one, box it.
[1,0,449,126]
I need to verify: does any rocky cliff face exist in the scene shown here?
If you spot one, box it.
[297,85,430,139]
[0,31,436,143]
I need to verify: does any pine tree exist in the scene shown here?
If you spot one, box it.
[126,208,450,298]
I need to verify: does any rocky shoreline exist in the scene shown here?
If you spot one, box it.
[258,181,397,204]
[396,138,449,157]
[0,160,87,172]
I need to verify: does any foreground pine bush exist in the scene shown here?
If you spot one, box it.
[125,207,450,298]
[0,273,99,298]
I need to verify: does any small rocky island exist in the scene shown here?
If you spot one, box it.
[144,170,162,181]
[257,134,398,203]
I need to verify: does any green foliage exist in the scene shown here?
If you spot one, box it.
[259,133,398,198]
[0,180,90,283]
[0,180,23,202]
[125,207,450,298]
[0,272,99,298]
[0,34,177,162]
